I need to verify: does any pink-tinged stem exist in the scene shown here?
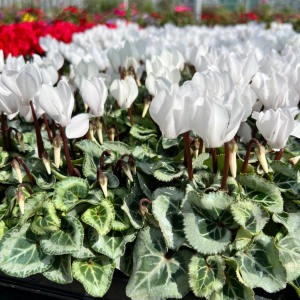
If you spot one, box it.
[1,113,8,151]
[274,149,284,161]
[29,101,44,159]
[14,156,35,185]
[42,114,53,144]
[221,142,230,191]
[241,138,260,174]
[182,131,194,180]
[128,108,134,126]
[57,124,74,176]
[18,183,34,195]
[212,148,218,174]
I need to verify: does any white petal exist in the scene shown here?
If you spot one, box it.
[66,113,90,139]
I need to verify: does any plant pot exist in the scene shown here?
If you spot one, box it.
[0,270,297,300]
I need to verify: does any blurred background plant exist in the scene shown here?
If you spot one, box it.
[0,0,300,31]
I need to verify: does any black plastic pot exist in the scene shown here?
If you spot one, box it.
[0,270,298,300]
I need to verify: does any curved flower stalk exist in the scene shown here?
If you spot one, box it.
[66,77,107,139]
[252,108,295,153]
[110,77,138,126]
[251,72,299,110]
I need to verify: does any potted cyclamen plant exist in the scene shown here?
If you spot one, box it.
[0,30,300,300]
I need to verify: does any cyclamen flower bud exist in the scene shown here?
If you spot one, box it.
[142,98,151,118]
[254,144,268,173]
[88,123,96,142]
[288,155,300,166]
[190,140,200,159]
[108,127,115,142]
[229,140,238,178]
[96,120,103,144]
[53,133,62,168]
[128,159,136,175]
[16,188,25,215]
[97,169,108,198]
[12,159,22,183]
[42,151,51,175]
[122,163,133,182]
[16,132,25,153]
[139,204,148,217]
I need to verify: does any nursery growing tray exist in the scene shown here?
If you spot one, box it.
[0,270,297,300]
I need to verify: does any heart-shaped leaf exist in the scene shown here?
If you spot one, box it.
[186,170,210,195]
[110,188,131,231]
[81,199,115,236]
[40,215,84,255]
[89,226,137,259]
[239,174,283,213]
[152,161,185,182]
[152,187,188,251]
[72,256,115,298]
[182,191,237,254]
[102,141,132,157]
[136,170,164,200]
[210,260,254,300]
[18,192,46,225]
[53,177,90,211]
[273,212,300,234]
[115,240,135,276]
[126,227,193,300]
[130,125,156,142]
[192,153,210,170]
[276,232,300,281]
[30,200,61,235]
[0,223,54,277]
[234,232,286,293]
[231,200,269,235]
[231,228,253,251]
[189,254,225,298]
[121,184,145,229]
[72,237,96,259]
[269,161,300,194]
[43,254,73,284]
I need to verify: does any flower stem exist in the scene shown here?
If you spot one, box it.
[1,113,8,151]
[18,183,34,195]
[128,108,134,126]
[51,119,56,138]
[69,139,76,160]
[57,124,74,176]
[241,138,260,174]
[182,131,193,180]
[100,150,112,169]
[212,148,218,174]
[42,114,53,144]
[139,198,152,216]
[199,138,204,155]
[274,149,284,161]
[6,127,19,151]
[30,100,44,159]
[100,117,112,141]
[14,156,35,185]
[221,142,230,191]
[73,168,81,178]
[111,124,119,141]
